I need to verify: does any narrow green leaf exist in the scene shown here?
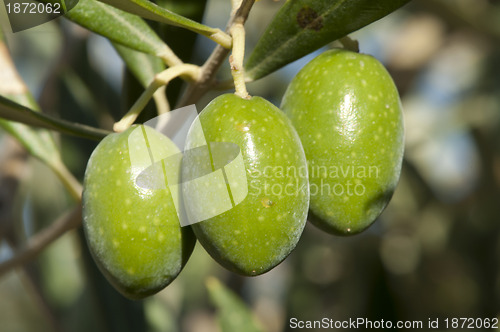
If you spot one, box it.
[206,277,264,332]
[53,0,178,61]
[0,94,61,166]
[245,0,411,80]
[0,96,110,140]
[113,43,165,88]
[96,0,232,48]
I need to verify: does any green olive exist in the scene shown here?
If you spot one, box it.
[281,49,404,235]
[184,94,309,276]
[83,125,195,299]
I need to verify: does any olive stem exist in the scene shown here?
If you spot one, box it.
[339,36,360,53]
[113,64,201,132]
[113,81,162,132]
[229,21,250,99]
[213,75,253,91]
[152,86,170,114]
[209,30,233,50]
[177,0,255,107]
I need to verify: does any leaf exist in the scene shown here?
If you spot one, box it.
[245,0,411,80]
[0,95,61,167]
[0,34,61,165]
[113,43,165,88]
[0,95,110,140]
[96,0,231,48]
[53,0,178,61]
[206,277,264,332]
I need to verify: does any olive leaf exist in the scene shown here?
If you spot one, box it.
[245,0,411,80]
[0,94,61,167]
[0,96,110,140]
[95,0,232,48]
[52,0,178,61]
[206,277,264,332]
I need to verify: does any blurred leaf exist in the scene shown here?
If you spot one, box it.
[113,43,165,88]
[96,0,231,48]
[245,0,411,80]
[0,33,60,166]
[206,277,264,332]
[0,33,83,199]
[0,95,110,140]
[58,0,176,60]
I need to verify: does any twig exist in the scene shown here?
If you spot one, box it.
[0,205,82,278]
[177,0,256,107]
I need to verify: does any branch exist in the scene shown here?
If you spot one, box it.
[177,0,256,107]
[0,205,82,278]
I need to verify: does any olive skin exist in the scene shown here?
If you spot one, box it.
[281,49,404,235]
[83,125,195,299]
[184,94,309,276]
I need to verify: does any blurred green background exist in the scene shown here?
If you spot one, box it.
[1,0,500,331]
